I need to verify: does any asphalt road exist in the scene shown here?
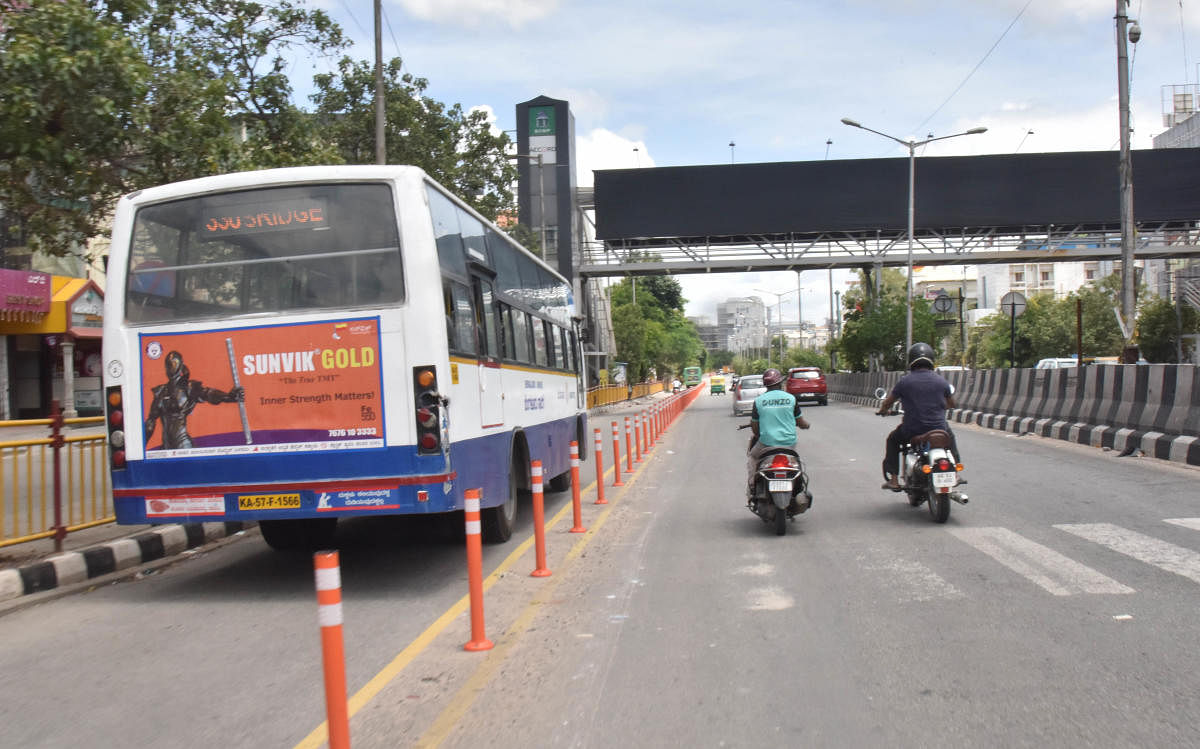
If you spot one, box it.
[1,393,1198,748]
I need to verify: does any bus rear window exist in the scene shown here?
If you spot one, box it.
[125,183,403,322]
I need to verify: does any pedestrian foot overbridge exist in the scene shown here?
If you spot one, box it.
[583,148,1200,277]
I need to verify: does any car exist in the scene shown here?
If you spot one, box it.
[1034,357,1078,369]
[785,367,827,406]
[732,374,765,416]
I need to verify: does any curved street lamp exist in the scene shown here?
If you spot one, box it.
[839,118,987,356]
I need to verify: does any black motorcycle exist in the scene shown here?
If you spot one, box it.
[874,388,968,523]
[738,424,812,535]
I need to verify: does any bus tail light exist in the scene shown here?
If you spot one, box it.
[105,386,127,469]
[413,366,442,455]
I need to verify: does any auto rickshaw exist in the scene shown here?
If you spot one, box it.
[710,374,725,394]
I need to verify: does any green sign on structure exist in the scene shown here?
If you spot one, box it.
[529,106,555,136]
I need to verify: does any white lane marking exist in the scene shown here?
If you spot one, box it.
[858,553,964,602]
[745,586,794,611]
[1164,518,1200,532]
[948,527,1134,596]
[1055,522,1200,586]
[735,563,774,577]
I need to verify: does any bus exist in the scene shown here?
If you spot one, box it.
[682,366,702,388]
[101,166,587,550]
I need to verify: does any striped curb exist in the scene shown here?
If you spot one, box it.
[0,522,253,603]
[832,392,1200,467]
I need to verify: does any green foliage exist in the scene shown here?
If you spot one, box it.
[609,276,702,380]
[0,0,149,255]
[835,291,937,371]
[970,274,1127,368]
[1137,296,1200,362]
[1,0,517,256]
[311,56,516,221]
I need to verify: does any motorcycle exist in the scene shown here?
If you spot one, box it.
[737,424,812,535]
[873,387,968,523]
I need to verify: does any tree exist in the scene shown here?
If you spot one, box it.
[835,266,937,371]
[608,275,703,380]
[0,0,148,256]
[311,56,516,222]
[1,0,348,258]
[1137,296,1199,362]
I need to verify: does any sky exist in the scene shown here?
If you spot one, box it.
[296,0,1200,325]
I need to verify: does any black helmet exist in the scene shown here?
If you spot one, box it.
[908,342,935,369]
[762,368,785,388]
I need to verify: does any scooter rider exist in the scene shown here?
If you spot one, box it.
[876,342,960,491]
[747,368,810,493]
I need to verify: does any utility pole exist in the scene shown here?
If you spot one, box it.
[373,0,385,165]
[1116,0,1141,347]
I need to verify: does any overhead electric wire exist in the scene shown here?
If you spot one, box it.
[912,0,1034,136]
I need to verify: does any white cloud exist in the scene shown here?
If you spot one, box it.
[395,0,559,28]
[574,129,654,187]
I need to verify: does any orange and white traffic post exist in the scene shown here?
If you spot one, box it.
[611,421,624,487]
[569,441,586,533]
[593,428,608,504]
[633,413,643,463]
[462,488,494,652]
[624,417,634,472]
[313,551,351,749]
[530,461,551,577]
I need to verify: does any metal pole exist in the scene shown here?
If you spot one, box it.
[1116,0,1136,343]
[373,0,385,165]
[906,141,916,355]
[537,153,546,257]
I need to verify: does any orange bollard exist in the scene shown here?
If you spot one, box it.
[633,413,643,463]
[593,429,608,504]
[313,551,351,749]
[611,421,624,487]
[462,488,494,652]
[530,461,551,577]
[569,441,586,533]
[624,416,634,472]
[645,408,654,448]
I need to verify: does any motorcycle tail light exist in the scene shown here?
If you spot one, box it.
[936,458,952,471]
[770,455,792,469]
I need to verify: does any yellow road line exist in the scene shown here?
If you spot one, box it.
[293,455,651,749]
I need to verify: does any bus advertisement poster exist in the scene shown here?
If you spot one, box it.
[139,318,384,457]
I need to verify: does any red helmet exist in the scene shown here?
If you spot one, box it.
[762,368,785,388]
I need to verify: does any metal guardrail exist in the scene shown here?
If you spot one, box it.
[586,381,666,409]
[0,403,109,551]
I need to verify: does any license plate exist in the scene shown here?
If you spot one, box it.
[238,493,302,511]
[768,480,793,492]
[932,472,957,488]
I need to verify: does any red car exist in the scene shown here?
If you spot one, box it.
[785,367,827,406]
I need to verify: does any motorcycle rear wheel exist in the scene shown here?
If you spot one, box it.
[927,488,951,523]
[774,505,787,535]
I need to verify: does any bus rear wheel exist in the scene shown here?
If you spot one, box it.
[482,455,521,543]
[259,518,338,551]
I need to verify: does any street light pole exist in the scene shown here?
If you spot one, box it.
[840,117,987,356]
[757,287,799,365]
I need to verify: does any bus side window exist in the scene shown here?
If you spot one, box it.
[559,327,572,371]
[552,325,566,369]
[510,308,531,363]
[531,317,548,367]
[445,281,476,354]
[473,278,500,359]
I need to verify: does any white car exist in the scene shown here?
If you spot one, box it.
[732,375,766,416]
[1034,358,1078,369]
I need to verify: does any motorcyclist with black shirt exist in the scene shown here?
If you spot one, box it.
[876,343,961,491]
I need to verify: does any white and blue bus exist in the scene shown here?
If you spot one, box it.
[101,166,586,549]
